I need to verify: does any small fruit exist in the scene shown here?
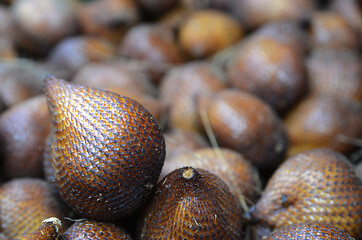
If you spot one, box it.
[179,9,242,59]
[16,217,62,240]
[0,95,50,179]
[247,148,362,239]
[161,148,262,205]
[227,34,307,114]
[60,220,132,240]
[139,167,244,239]
[197,89,288,174]
[263,222,355,240]
[0,178,64,239]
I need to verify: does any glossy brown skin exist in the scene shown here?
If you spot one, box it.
[44,77,165,221]
[48,36,115,77]
[284,95,362,157]
[254,20,309,56]
[72,62,152,97]
[16,217,62,240]
[139,167,244,239]
[78,0,139,43]
[0,178,64,239]
[118,24,184,83]
[160,62,227,132]
[231,0,313,30]
[161,148,262,205]
[163,129,209,162]
[197,89,288,173]
[310,12,359,49]
[248,149,362,239]
[263,223,355,240]
[11,0,77,55]
[179,10,242,59]
[227,35,307,114]
[0,95,50,179]
[306,49,362,102]
[60,220,132,240]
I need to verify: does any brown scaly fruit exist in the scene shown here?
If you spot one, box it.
[160,147,262,206]
[60,220,132,240]
[15,217,62,240]
[139,167,244,239]
[44,76,165,221]
[0,178,64,239]
[263,222,355,240]
[247,148,362,239]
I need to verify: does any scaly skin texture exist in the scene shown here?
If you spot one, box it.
[140,167,244,239]
[16,217,62,240]
[160,148,262,206]
[60,220,131,240]
[249,148,362,239]
[44,76,165,221]
[0,178,64,239]
[264,222,355,240]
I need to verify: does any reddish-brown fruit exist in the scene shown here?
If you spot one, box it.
[0,178,64,239]
[118,24,184,83]
[248,148,362,239]
[231,0,313,30]
[160,62,227,132]
[161,148,262,205]
[197,89,288,173]
[16,217,62,240]
[264,222,355,240]
[60,220,132,240]
[253,20,309,56]
[72,62,152,97]
[44,76,165,221]
[0,95,50,179]
[78,0,139,43]
[48,36,115,77]
[139,167,244,239]
[227,35,307,114]
[310,11,359,49]
[284,95,362,157]
[11,0,77,55]
[164,129,209,162]
[179,9,242,59]
[306,49,362,102]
